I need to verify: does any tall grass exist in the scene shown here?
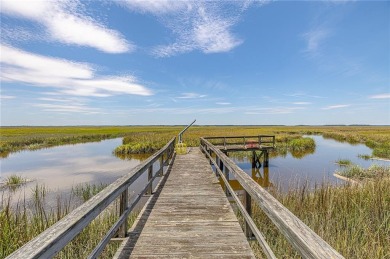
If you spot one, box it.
[248,177,390,258]
[0,183,138,258]
[336,164,390,180]
[72,183,108,202]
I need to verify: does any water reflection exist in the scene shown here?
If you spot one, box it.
[0,138,151,207]
[115,153,150,161]
[226,135,390,192]
[290,147,316,159]
[220,166,272,192]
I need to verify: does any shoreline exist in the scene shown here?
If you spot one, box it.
[333,173,360,185]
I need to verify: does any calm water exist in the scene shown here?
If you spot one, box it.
[1,135,389,203]
[231,135,390,191]
[0,138,152,207]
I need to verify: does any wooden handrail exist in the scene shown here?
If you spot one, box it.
[200,144,277,259]
[7,138,176,259]
[200,137,344,259]
[205,135,275,149]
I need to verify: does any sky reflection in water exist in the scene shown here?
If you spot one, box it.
[231,135,390,191]
[0,138,150,206]
[1,135,389,201]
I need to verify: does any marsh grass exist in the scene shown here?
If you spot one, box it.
[5,175,26,186]
[244,177,390,258]
[335,158,353,166]
[0,183,138,258]
[72,183,108,202]
[337,164,390,180]
[358,154,372,160]
[2,126,390,158]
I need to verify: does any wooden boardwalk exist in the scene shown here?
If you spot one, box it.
[115,148,255,259]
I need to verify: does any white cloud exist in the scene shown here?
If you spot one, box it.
[121,0,190,14]
[177,92,207,99]
[369,93,390,99]
[34,103,102,114]
[302,28,330,55]
[1,26,43,42]
[286,92,325,99]
[0,0,132,53]
[293,102,311,105]
[216,102,231,105]
[245,107,304,115]
[322,104,350,110]
[0,95,15,100]
[192,6,242,54]
[122,1,246,57]
[0,44,152,97]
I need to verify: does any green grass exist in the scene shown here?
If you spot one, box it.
[1,126,390,158]
[247,177,390,258]
[0,183,138,258]
[336,164,390,180]
[358,154,372,160]
[335,158,353,166]
[5,175,26,186]
[72,183,108,202]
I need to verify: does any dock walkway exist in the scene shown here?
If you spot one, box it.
[115,147,255,258]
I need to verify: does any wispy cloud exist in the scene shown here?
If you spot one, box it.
[0,44,152,97]
[302,28,330,55]
[322,104,350,110]
[112,103,305,116]
[245,107,305,115]
[0,95,15,100]
[34,103,102,114]
[121,1,250,57]
[369,93,390,99]
[176,92,207,99]
[121,0,190,14]
[286,92,325,99]
[0,0,132,53]
[1,26,43,42]
[293,102,312,105]
[216,102,231,105]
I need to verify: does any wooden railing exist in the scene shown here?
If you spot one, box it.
[7,138,176,259]
[204,135,275,150]
[200,137,344,259]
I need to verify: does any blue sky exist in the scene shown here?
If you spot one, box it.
[1,0,389,126]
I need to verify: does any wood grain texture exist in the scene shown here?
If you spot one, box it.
[119,148,255,259]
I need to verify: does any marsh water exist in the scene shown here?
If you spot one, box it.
[229,135,390,191]
[1,135,389,206]
[0,138,152,207]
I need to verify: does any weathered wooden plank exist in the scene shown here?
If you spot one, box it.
[126,148,255,258]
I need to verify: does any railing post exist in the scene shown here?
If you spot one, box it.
[118,188,128,238]
[264,151,269,167]
[209,149,213,165]
[224,165,230,196]
[159,155,164,176]
[219,157,223,172]
[243,190,253,238]
[147,165,153,195]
